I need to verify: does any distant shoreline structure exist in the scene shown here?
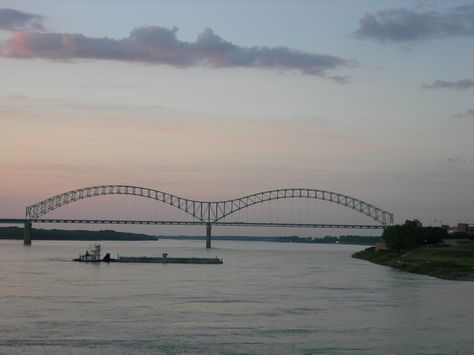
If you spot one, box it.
[0,226,381,245]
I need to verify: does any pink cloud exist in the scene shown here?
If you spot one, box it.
[3,26,354,81]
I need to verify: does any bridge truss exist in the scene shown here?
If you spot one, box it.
[26,185,393,226]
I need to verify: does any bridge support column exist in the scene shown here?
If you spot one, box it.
[24,221,32,245]
[206,223,212,249]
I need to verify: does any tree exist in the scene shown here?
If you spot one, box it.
[382,220,447,251]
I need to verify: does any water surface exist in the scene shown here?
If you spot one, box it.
[1,239,473,354]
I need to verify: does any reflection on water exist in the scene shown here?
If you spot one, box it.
[1,239,473,354]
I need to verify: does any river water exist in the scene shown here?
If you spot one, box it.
[0,239,473,354]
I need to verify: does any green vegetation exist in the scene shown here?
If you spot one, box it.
[353,245,474,280]
[382,219,448,251]
[313,235,382,245]
[353,220,474,280]
[0,227,159,241]
[352,248,399,263]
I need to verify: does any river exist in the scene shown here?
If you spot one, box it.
[0,239,473,354]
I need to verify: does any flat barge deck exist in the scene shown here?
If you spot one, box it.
[114,256,223,264]
[73,245,223,264]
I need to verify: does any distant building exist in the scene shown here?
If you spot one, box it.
[441,223,474,235]
[456,223,474,235]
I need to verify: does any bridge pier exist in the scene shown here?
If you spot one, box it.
[23,221,32,245]
[206,223,212,249]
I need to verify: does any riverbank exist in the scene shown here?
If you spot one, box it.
[353,244,474,281]
[0,227,159,241]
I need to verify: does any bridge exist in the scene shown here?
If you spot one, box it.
[1,185,394,248]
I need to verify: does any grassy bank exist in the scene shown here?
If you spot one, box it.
[353,244,474,281]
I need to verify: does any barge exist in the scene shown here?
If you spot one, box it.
[74,244,223,264]
[116,255,223,264]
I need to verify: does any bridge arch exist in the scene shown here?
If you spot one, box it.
[26,185,393,225]
[214,188,393,225]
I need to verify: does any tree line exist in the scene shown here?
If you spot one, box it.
[0,227,159,241]
[382,219,472,251]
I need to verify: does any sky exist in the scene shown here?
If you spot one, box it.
[1,0,473,232]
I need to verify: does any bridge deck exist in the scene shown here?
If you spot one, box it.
[0,218,384,229]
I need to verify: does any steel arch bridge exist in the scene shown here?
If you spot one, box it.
[26,185,393,225]
[23,185,393,247]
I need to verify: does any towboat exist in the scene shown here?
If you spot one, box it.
[74,243,102,262]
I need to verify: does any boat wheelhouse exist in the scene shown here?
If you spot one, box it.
[78,243,101,262]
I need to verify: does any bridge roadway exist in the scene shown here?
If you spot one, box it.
[0,218,384,229]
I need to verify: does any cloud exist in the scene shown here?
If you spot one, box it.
[0,8,45,31]
[2,26,354,81]
[422,79,474,90]
[452,109,474,118]
[447,156,474,164]
[355,5,474,42]
[466,109,474,117]
[448,156,464,163]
